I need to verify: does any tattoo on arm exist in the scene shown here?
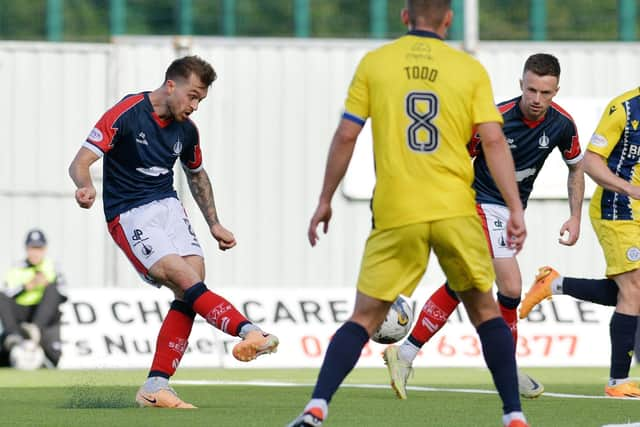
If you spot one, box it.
[567,163,585,218]
[185,168,219,227]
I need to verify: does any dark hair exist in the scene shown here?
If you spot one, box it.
[523,53,561,79]
[406,0,451,28]
[165,55,217,87]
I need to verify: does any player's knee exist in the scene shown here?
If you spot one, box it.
[496,282,522,299]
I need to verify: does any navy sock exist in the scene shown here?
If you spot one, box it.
[477,317,521,414]
[311,321,369,403]
[609,312,638,379]
[183,282,207,307]
[497,293,520,309]
[444,282,460,301]
[563,278,618,306]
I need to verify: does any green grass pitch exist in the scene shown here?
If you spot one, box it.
[0,366,638,426]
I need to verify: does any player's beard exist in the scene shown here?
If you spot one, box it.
[167,102,185,122]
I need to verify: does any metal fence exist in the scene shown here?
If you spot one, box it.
[1,37,639,290]
[0,0,637,42]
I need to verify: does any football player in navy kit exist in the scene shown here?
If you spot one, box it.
[383,53,585,400]
[69,55,278,408]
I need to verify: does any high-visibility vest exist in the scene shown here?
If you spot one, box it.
[3,258,58,306]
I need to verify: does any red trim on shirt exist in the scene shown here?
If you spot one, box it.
[90,94,145,153]
[551,101,576,123]
[152,111,173,128]
[563,135,582,160]
[185,118,202,169]
[551,102,581,160]
[522,116,544,128]
[498,100,517,114]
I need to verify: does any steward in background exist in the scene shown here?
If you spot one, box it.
[0,229,67,368]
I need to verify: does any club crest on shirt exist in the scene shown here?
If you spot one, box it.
[632,120,639,131]
[538,131,550,148]
[173,137,183,156]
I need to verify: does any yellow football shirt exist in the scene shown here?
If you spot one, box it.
[344,30,502,230]
[588,87,640,221]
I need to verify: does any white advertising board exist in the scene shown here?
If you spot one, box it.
[58,287,613,369]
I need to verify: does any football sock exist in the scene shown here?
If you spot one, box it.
[407,282,459,348]
[311,321,369,403]
[477,317,521,414]
[149,300,195,378]
[502,411,527,426]
[183,282,251,336]
[609,312,638,380]
[142,376,169,392]
[398,340,421,363]
[238,323,262,339]
[562,277,618,306]
[304,399,328,419]
[608,377,632,387]
[497,293,520,349]
[551,276,563,294]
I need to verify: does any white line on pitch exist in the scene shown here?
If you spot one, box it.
[171,380,638,400]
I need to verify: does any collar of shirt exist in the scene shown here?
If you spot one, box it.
[406,29,443,40]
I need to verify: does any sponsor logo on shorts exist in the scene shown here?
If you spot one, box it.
[626,247,640,262]
[131,229,154,258]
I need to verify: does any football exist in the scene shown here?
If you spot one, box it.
[9,340,45,370]
[372,296,413,344]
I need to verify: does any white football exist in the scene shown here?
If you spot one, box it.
[372,296,413,344]
[9,340,45,370]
